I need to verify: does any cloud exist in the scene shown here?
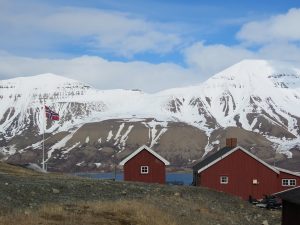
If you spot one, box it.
[183,8,300,78]
[42,8,181,56]
[0,2,181,57]
[1,2,300,93]
[237,8,300,44]
[0,53,197,93]
[258,43,300,63]
[183,41,300,79]
[184,42,254,78]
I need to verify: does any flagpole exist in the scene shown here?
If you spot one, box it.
[41,102,59,171]
[42,98,45,171]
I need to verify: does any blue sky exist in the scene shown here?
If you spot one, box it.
[0,0,300,92]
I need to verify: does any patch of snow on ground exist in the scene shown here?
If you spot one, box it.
[76,161,85,166]
[85,136,90,143]
[106,130,113,142]
[203,137,214,157]
[119,125,134,149]
[211,140,220,145]
[0,145,17,156]
[268,136,300,158]
[250,118,258,130]
[63,142,80,154]
[46,127,81,161]
[114,123,125,141]
[150,127,167,148]
[31,140,44,149]
[144,120,168,148]
[94,163,102,168]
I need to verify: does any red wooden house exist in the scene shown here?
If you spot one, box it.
[193,138,300,200]
[119,145,170,184]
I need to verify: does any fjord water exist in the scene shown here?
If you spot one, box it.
[75,172,193,185]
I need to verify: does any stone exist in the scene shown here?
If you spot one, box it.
[261,220,269,225]
[52,188,60,194]
[174,192,181,197]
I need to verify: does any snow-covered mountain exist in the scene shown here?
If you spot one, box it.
[1,59,300,171]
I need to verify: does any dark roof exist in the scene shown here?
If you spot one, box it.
[276,187,300,205]
[193,147,233,172]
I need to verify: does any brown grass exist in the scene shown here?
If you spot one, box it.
[0,162,82,180]
[0,200,177,225]
[0,162,38,176]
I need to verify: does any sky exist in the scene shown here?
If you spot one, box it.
[0,0,300,92]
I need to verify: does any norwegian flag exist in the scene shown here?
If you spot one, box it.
[45,105,59,120]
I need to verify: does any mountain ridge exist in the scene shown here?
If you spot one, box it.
[1,59,300,171]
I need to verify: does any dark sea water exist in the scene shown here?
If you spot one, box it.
[75,172,193,185]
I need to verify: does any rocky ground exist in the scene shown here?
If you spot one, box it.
[0,162,280,225]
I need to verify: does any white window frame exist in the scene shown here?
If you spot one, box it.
[220,176,228,184]
[282,179,296,187]
[140,166,149,174]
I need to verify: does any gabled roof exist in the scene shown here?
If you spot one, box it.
[275,186,300,205]
[274,166,300,177]
[193,146,233,172]
[193,146,279,174]
[119,145,170,166]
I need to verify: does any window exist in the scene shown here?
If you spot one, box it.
[220,176,228,184]
[253,179,259,185]
[282,179,296,186]
[140,166,149,174]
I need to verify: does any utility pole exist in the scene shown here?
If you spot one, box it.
[41,97,46,171]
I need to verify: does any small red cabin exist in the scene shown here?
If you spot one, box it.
[119,145,170,184]
[193,138,300,200]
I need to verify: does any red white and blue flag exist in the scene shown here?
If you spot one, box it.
[45,105,59,120]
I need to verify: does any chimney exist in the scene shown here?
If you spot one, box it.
[226,138,237,148]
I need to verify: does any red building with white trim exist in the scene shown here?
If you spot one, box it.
[119,145,170,184]
[193,138,300,200]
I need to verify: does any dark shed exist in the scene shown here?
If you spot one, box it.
[276,186,300,225]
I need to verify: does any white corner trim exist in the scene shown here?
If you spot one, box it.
[197,146,280,174]
[119,145,170,166]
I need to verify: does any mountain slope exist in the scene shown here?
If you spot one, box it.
[1,60,300,171]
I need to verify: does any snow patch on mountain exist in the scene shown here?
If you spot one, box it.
[143,120,168,147]
[47,127,81,161]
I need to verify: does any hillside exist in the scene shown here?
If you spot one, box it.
[0,59,300,171]
[0,162,280,225]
